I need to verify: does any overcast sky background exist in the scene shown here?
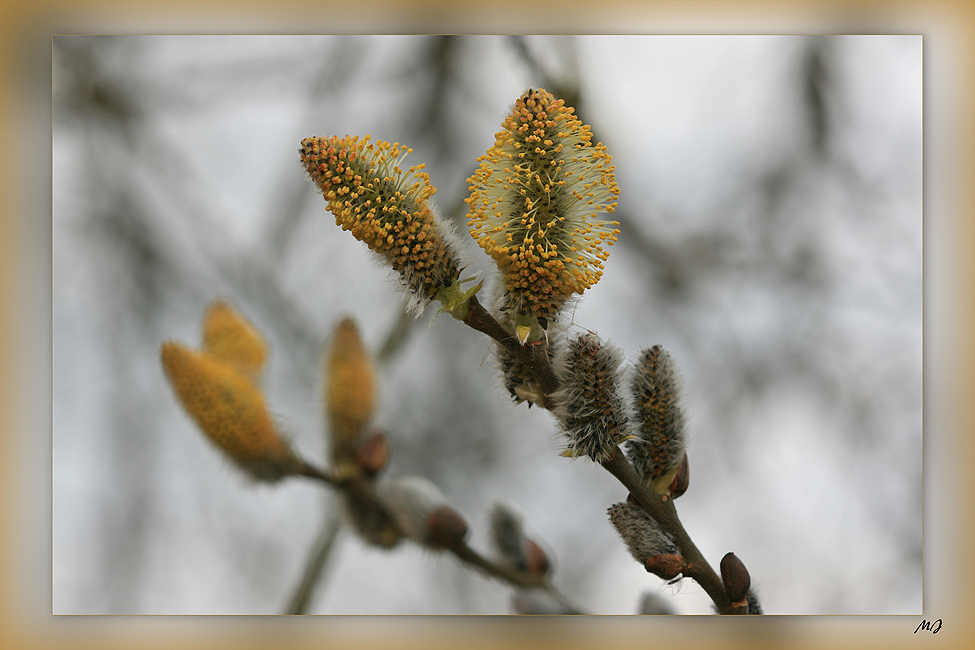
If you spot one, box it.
[52,35,921,615]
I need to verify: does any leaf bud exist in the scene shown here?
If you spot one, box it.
[720,552,752,604]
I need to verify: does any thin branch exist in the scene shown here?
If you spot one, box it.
[447,540,585,614]
[601,450,737,614]
[295,460,341,485]
[284,501,342,615]
[463,295,559,404]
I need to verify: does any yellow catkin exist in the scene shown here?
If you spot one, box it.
[325,318,377,467]
[299,134,461,309]
[161,341,298,481]
[202,301,267,382]
[466,88,621,320]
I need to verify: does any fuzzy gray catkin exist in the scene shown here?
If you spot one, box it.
[489,503,529,570]
[379,475,468,549]
[553,333,630,462]
[607,501,678,564]
[626,345,687,483]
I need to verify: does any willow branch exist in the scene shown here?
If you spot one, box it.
[463,295,559,404]
[447,541,585,614]
[284,502,342,615]
[295,460,341,485]
[457,294,751,614]
[601,450,738,614]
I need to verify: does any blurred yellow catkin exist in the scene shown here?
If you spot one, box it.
[202,301,267,382]
[161,341,299,481]
[325,318,376,468]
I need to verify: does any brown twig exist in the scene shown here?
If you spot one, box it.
[447,540,585,614]
[600,451,739,614]
[295,460,341,485]
[463,295,559,405]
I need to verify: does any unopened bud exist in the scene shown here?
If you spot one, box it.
[380,475,462,549]
[607,501,677,565]
[627,345,687,486]
[525,538,551,577]
[355,430,390,476]
[671,453,689,498]
[426,506,469,549]
[554,333,631,462]
[644,554,685,581]
[720,552,751,604]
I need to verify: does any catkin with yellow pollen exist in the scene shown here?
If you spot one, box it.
[466,88,621,324]
[161,342,300,481]
[324,317,376,470]
[202,301,267,383]
[299,134,463,315]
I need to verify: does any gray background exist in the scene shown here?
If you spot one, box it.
[52,35,921,614]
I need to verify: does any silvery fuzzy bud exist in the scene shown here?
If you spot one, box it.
[554,333,631,462]
[626,345,687,492]
[746,589,763,615]
[607,501,677,565]
[489,503,529,570]
[638,592,677,615]
[511,589,577,615]
[380,475,468,549]
[339,483,403,550]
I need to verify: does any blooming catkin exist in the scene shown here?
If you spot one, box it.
[553,333,630,462]
[202,301,267,383]
[300,134,462,313]
[626,345,687,486]
[324,317,376,469]
[607,501,678,564]
[160,342,299,481]
[466,88,620,323]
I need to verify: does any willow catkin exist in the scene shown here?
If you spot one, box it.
[300,134,462,315]
[202,301,267,382]
[160,341,298,481]
[466,87,620,323]
[627,345,687,488]
[324,317,376,469]
[553,332,631,462]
